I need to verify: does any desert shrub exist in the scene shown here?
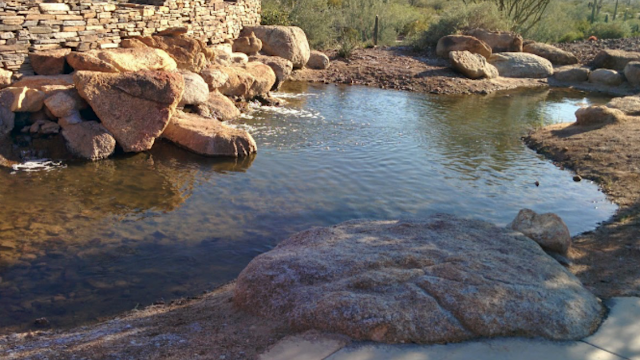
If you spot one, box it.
[413,2,511,48]
[338,28,360,58]
[558,31,585,43]
[289,0,338,49]
[588,21,631,39]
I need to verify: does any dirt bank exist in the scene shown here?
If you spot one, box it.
[526,120,640,299]
[555,37,640,65]
[290,47,547,95]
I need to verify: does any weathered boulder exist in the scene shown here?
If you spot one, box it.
[155,26,188,37]
[11,74,74,89]
[243,25,310,69]
[29,49,71,75]
[523,42,578,65]
[217,66,255,98]
[508,209,571,255]
[163,111,256,157]
[489,52,553,78]
[43,90,86,118]
[0,87,45,112]
[606,96,640,115]
[624,61,640,87]
[178,70,209,107]
[575,105,627,126]
[449,50,498,79]
[307,50,331,70]
[592,49,640,72]
[589,68,624,86]
[553,66,590,83]
[467,28,523,53]
[74,70,184,152]
[217,63,275,98]
[132,35,213,73]
[232,31,262,55]
[245,62,277,98]
[249,55,293,90]
[61,121,116,161]
[0,68,12,88]
[234,215,603,344]
[195,91,241,121]
[200,66,230,91]
[67,48,177,73]
[436,35,491,59]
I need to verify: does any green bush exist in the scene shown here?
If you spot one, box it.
[413,2,511,49]
[558,31,585,43]
[587,21,631,39]
[338,28,360,58]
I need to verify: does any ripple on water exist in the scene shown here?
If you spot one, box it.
[0,83,616,333]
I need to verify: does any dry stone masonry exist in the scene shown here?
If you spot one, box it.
[0,0,260,75]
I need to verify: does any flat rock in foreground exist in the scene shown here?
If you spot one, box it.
[235,215,603,344]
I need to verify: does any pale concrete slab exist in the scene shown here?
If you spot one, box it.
[326,338,625,360]
[583,297,640,360]
[258,332,349,360]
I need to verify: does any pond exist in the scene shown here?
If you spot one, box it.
[0,83,617,333]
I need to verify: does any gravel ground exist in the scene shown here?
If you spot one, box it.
[555,37,640,65]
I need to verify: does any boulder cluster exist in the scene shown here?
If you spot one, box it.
[0,25,329,163]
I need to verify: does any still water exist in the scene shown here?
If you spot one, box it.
[0,83,616,333]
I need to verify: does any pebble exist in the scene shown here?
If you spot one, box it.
[573,175,582,182]
[33,317,50,327]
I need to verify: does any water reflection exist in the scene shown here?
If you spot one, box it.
[0,84,615,333]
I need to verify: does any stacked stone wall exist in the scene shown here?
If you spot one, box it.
[0,0,260,75]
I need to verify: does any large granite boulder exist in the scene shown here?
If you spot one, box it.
[466,28,523,53]
[162,111,256,157]
[589,68,624,86]
[449,50,498,79]
[232,31,262,56]
[606,96,640,115]
[307,50,331,70]
[61,121,116,161]
[126,34,214,73]
[523,42,578,65]
[508,209,571,255]
[178,70,209,107]
[243,25,311,69]
[553,66,590,83]
[195,91,241,121]
[245,62,277,98]
[575,105,627,126]
[592,49,640,71]
[74,70,184,152]
[235,215,603,344]
[624,61,640,87]
[67,48,177,73]
[489,52,553,78]
[436,35,492,59]
[249,55,293,90]
[29,49,71,75]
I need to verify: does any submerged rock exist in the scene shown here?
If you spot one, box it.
[489,52,553,78]
[74,70,184,152]
[163,111,256,157]
[508,209,571,255]
[235,215,603,344]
